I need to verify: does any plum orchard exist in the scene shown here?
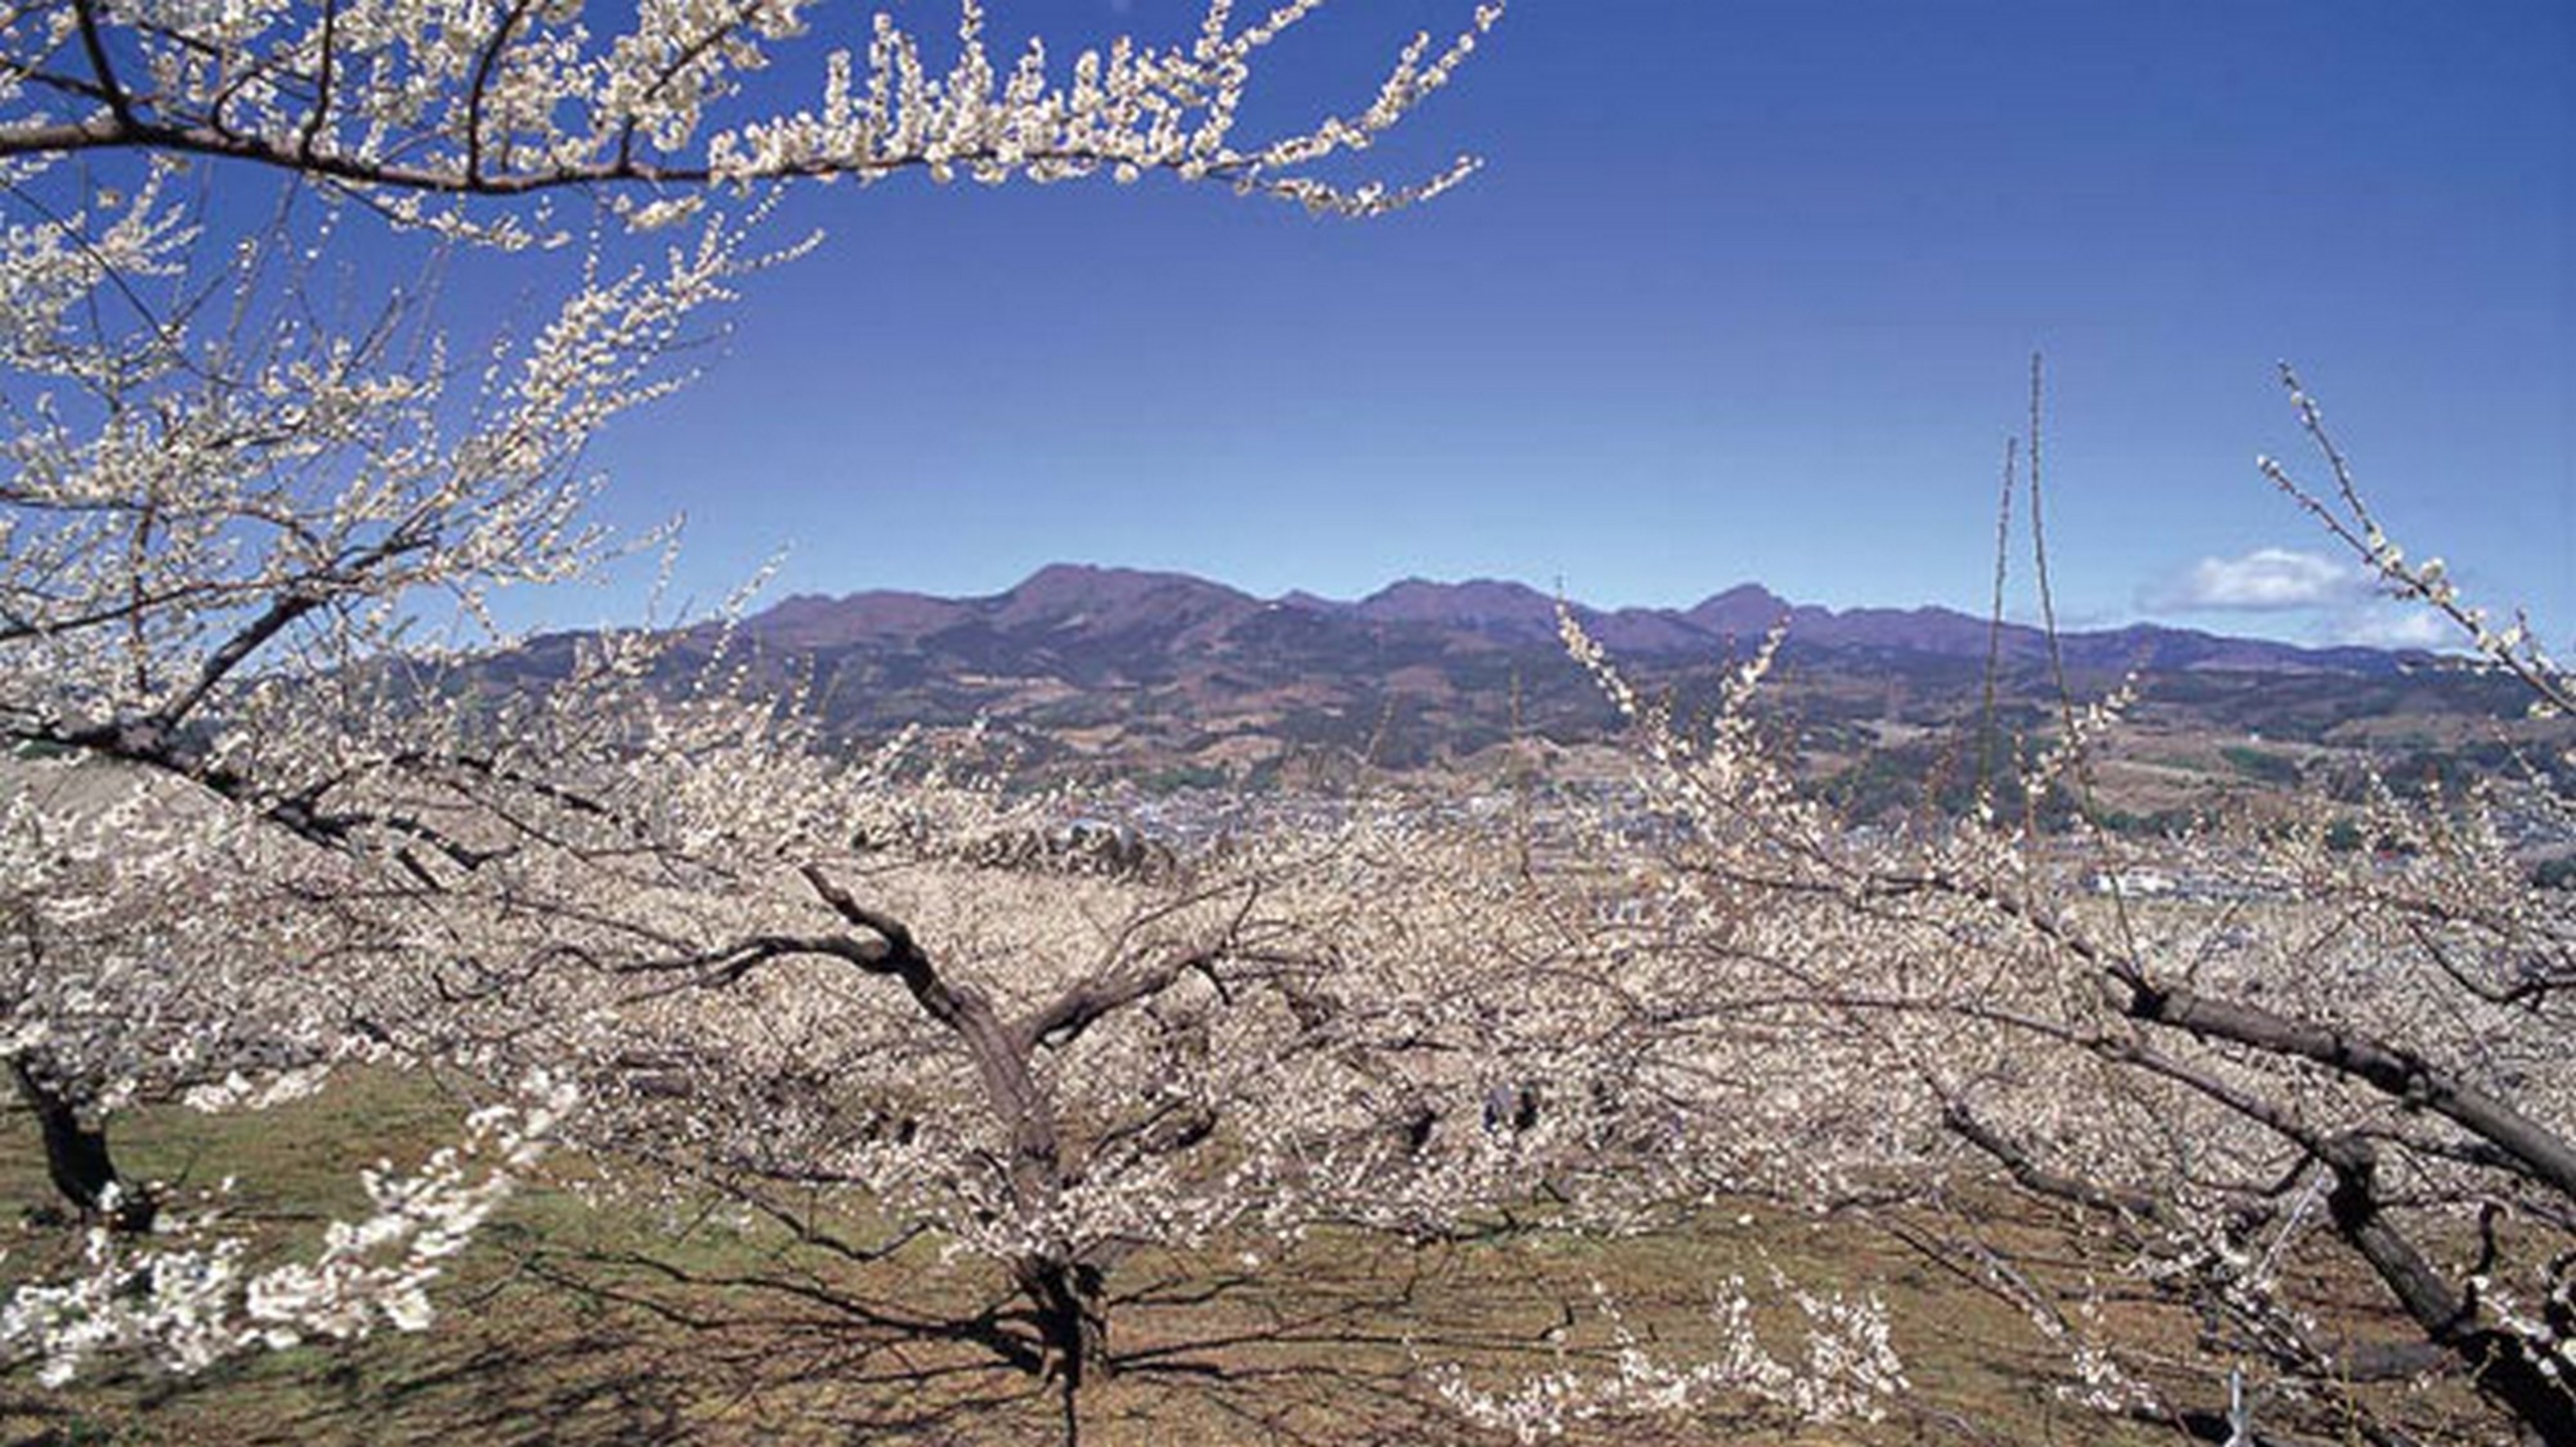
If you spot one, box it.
[1565,373,2575,1444]
[268,667,1906,1435]
[0,4,2565,1442]
[0,0,1658,1416]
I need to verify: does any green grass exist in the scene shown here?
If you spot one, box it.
[2218,745,2302,787]
[0,1072,2474,1444]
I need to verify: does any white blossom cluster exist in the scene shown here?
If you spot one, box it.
[0,751,376,1120]
[0,1073,573,1386]
[1421,1277,1906,1441]
[0,172,797,772]
[2260,363,2572,721]
[0,2,1504,221]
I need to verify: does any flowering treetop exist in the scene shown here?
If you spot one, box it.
[0,1,1504,224]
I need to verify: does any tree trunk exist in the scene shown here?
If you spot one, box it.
[2323,1136,2576,1446]
[1018,1255,1110,1443]
[9,1055,155,1232]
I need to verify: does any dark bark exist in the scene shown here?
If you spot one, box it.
[799,866,1100,1432]
[2126,980,2576,1201]
[1016,1255,1111,1446]
[9,1056,154,1232]
[1019,1255,1112,1386]
[1916,870,2576,1440]
[1917,869,2576,1201]
[2319,1136,2576,1446]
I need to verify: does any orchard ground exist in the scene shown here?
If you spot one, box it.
[0,1066,2475,1445]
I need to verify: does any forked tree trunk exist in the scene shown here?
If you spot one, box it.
[795,870,1201,1443]
[9,1055,155,1232]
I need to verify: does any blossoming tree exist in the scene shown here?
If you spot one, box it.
[0,0,1524,1399]
[1569,371,2576,1445]
[308,666,1821,1436]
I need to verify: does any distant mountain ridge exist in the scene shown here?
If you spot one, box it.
[480,561,2557,808]
[738,562,2414,677]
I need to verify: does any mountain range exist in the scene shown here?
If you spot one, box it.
[736,562,2411,677]
[478,563,2558,818]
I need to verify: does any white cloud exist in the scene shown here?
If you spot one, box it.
[2139,546,2470,653]
[2148,547,2370,612]
[2324,604,2454,651]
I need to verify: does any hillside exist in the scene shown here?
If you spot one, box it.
[493,564,2563,818]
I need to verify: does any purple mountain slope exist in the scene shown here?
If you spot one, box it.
[1685,584,1796,638]
[1354,578,1560,634]
[505,563,2537,785]
[745,565,1261,650]
[738,565,2413,678]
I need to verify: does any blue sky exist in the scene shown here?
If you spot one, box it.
[515,0,2569,649]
